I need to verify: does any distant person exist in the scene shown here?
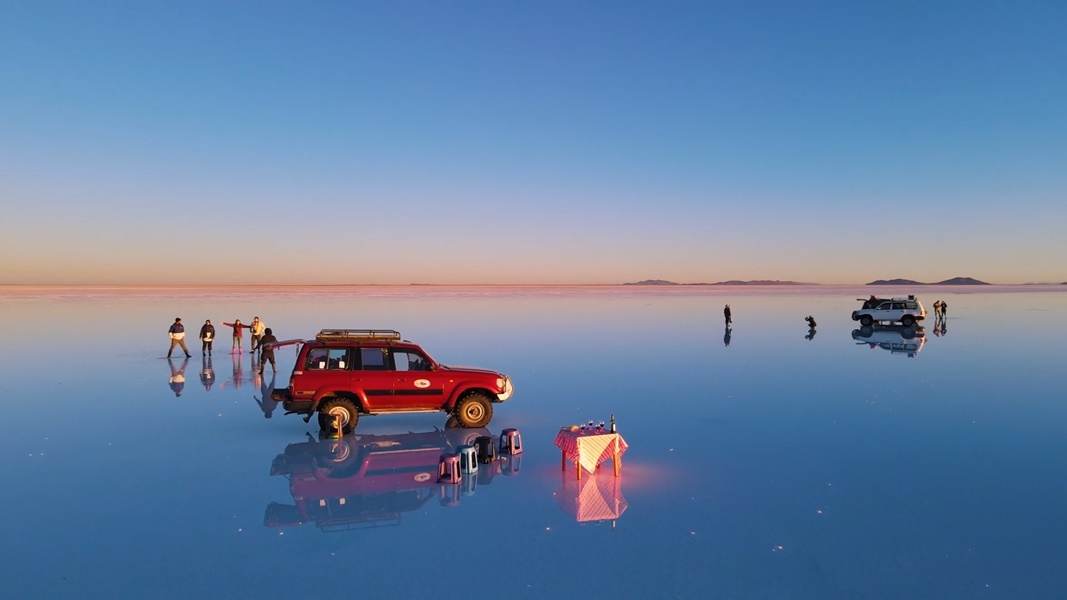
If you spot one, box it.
[724,304,732,325]
[199,355,215,391]
[805,315,817,329]
[932,300,941,319]
[222,319,251,353]
[249,316,266,351]
[167,317,192,358]
[168,356,189,397]
[199,319,216,355]
[940,300,948,319]
[258,327,279,375]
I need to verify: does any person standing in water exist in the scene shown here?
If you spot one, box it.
[199,319,216,355]
[167,317,192,358]
[222,319,251,353]
[249,316,266,351]
[724,304,732,325]
[258,327,279,375]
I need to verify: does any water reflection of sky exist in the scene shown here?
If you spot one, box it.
[1,286,1065,598]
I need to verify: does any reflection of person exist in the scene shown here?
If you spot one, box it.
[199,355,215,391]
[168,356,189,397]
[249,317,266,351]
[724,304,732,325]
[222,319,251,353]
[258,327,278,375]
[255,373,279,418]
[723,326,732,348]
[939,319,947,336]
[199,319,216,355]
[230,351,244,389]
[167,318,192,358]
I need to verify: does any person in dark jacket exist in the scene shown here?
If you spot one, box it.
[724,304,732,325]
[167,317,191,358]
[258,327,279,375]
[199,320,216,355]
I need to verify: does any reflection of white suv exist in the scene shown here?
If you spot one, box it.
[851,296,926,327]
[852,325,926,357]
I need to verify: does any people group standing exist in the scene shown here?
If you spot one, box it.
[932,300,948,320]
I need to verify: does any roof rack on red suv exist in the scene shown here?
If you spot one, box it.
[315,329,402,341]
[270,328,514,434]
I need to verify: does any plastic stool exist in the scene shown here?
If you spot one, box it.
[499,428,522,455]
[475,436,497,464]
[438,453,460,484]
[457,445,479,474]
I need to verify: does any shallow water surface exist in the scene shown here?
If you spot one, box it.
[1,285,1065,598]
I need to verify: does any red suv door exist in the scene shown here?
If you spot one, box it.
[356,345,399,410]
[389,348,449,409]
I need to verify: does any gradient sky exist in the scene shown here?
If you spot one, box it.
[2,1,1065,285]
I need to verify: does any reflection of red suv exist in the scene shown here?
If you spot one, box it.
[264,426,520,531]
[268,329,514,433]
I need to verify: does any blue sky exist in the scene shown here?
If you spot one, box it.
[2,1,1065,285]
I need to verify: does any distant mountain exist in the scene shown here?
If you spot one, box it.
[623,279,679,285]
[867,277,990,285]
[867,279,923,285]
[935,277,989,285]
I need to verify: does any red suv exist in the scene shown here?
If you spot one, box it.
[268,329,514,433]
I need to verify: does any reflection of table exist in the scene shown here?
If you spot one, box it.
[554,428,628,479]
[555,470,628,523]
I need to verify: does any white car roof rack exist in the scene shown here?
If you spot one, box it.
[315,329,402,342]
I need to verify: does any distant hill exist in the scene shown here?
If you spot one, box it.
[867,277,990,285]
[936,277,989,285]
[868,278,924,285]
[623,279,679,285]
[624,279,810,286]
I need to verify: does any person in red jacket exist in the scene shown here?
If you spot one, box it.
[222,319,251,353]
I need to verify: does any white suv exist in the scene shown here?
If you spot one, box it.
[851,295,926,327]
